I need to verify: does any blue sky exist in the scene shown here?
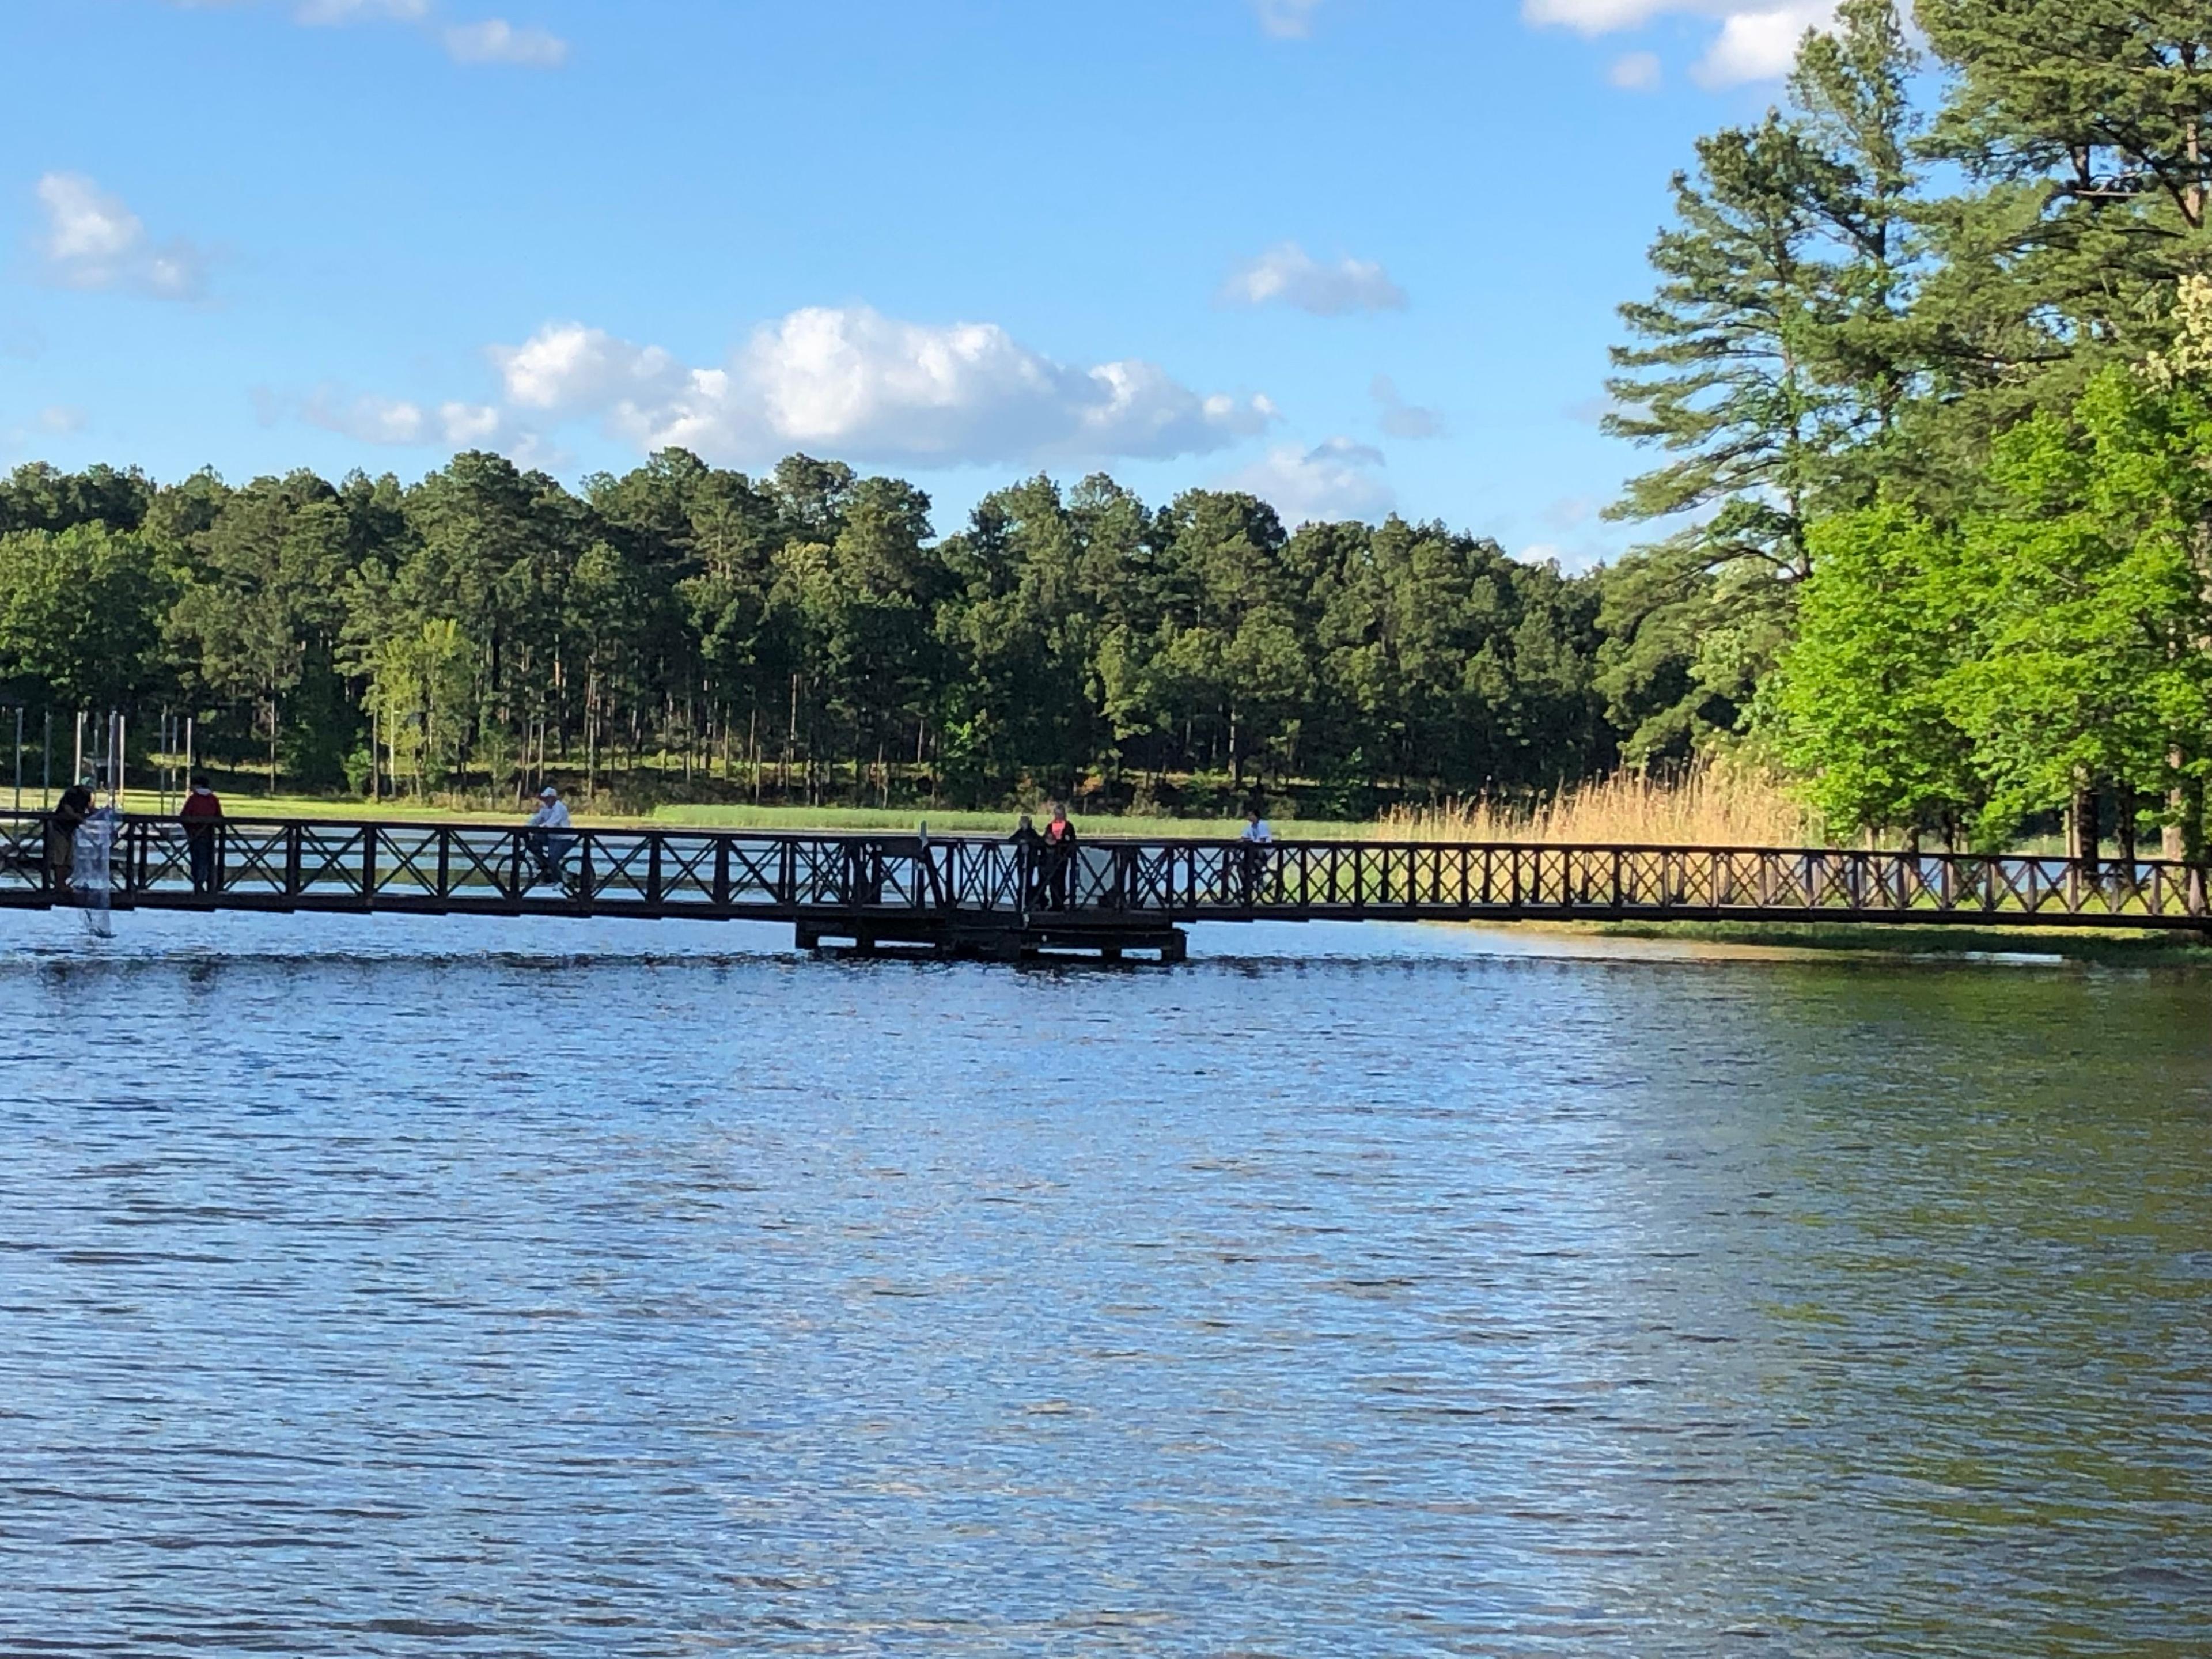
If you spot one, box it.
[3,0,1831,568]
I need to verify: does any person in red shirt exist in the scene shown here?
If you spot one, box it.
[1043,801,1078,910]
[180,774,224,893]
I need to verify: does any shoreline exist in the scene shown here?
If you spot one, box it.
[1483,917,2212,966]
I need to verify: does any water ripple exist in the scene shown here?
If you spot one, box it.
[1,916,2207,1654]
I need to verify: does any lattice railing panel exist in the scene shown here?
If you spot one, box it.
[3,814,2209,933]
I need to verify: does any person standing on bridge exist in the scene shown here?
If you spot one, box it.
[1043,802,1077,911]
[1240,806,1273,906]
[525,785,574,887]
[179,774,224,894]
[1009,813,1043,908]
[46,778,93,891]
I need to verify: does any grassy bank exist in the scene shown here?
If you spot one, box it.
[1558,918,2212,964]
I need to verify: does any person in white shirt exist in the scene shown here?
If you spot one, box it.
[524,786,574,885]
[1239,808,1272,904]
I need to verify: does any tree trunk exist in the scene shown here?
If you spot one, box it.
[2165,745,2201,861]
[2170,771,2207,864]
[2189,116,2205,228]
[2066,782,2099,870]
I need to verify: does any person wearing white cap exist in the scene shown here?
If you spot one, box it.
[524,784,574,887]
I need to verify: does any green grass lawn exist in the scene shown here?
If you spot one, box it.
[65,790,1372,840]
[87,789,556,825]
[647,804,1380,839]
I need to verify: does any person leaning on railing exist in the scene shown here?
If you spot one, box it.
[47,779,93,890]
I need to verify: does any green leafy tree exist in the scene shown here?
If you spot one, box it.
[1603,1,1923,761]
[0,462,154,536]
[1768,506,1979,839]
[0,524,169,711]
[168,471,362,791]
[1946,366,2212,851]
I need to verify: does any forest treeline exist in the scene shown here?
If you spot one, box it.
[1609,0,2212,858]
[0,453,1660,812]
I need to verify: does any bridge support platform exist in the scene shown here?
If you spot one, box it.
[794,914,1187,964]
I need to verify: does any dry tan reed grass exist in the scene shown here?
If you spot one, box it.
[1380,762,1819,849]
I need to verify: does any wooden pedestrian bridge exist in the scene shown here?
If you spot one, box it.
[3,810,2208,960]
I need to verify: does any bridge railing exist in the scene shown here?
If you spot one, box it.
[1,812,2207,929]
[0,814,1051,915]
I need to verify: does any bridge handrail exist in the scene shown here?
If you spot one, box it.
[0,808,2205,870]
[3,810,2205,933]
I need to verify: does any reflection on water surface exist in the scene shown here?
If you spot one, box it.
[3,913,2207,1656]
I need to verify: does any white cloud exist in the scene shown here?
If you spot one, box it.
[1221,243,1407,316]
[484,308,1275,467]
[1517,539,1613,574]
[1522,0,1835,86]
[294,0,429,22]
[38,406,88,434]
[492,324,681,412]
[299,389,507,447]
[1370,373,1444,440]
[158,0,567,67]
[1524,0,1681,30]
[438,401,506,444]
[1694,1,1832,84]
[1542,494,1600,529]
[1609,50,1663,89]
[1221,437,1393,526]
[33,173,209,301]
[443,18,568,65]
[1251,0,1325,39]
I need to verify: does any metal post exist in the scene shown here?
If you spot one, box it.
[42,711,51,808]
[11,707,20,813]
[73,711,84,789]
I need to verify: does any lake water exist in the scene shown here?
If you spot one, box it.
[3,911,2207,1656]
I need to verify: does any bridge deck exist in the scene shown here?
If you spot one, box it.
[3,813,2207,957]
